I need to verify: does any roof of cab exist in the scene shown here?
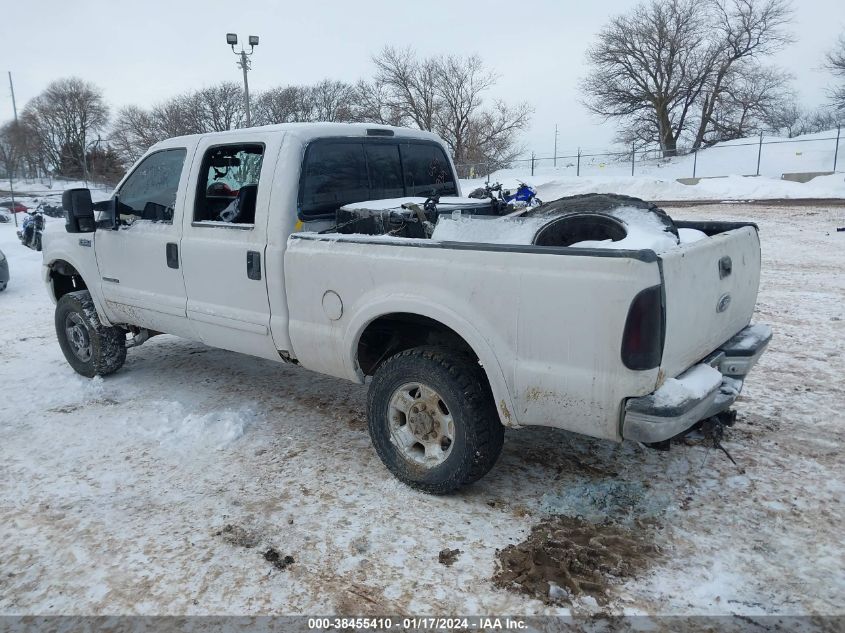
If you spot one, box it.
[152,122,443,151]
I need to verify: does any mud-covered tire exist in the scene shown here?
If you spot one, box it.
[367,346,505,494]
[55,290,126,378]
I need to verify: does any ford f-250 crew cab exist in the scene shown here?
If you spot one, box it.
[43,123,771,493]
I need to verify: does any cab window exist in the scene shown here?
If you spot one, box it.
[193,144,264,225]
[400,143,456,197]
[117,148,187,223]
[299,141,369,218]
[298,139,457,219]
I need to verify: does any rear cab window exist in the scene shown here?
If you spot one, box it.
[298,138,456,220]
[193,143,265,226]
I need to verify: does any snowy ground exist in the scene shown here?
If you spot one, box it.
[0,204,843,617]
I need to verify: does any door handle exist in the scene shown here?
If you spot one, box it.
[247,251,262,280]
[166,243,179,269]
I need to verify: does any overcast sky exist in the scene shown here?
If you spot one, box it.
[2,0,843,157]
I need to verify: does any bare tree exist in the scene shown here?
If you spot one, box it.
[691,0,793,148]
[253,85,315,124]
[22,77,109,178]
[373,47,440,130]
[308,80,357,122]
[192,82,246,131]
[350,80,404,126]
[707,64,792,141]
[582,0,793,155]
[372,47,531,167]
[0,121,25,179]
[110,105,160,165]
[582,0,712,156]
[431,54,497,160]
[824,33,845,111]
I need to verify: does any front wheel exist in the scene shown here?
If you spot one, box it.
[55,290,127,378]
[367,346,505,494]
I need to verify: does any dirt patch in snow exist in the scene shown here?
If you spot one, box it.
[493,516,660,606]
[438,548,462,566]
[214,524,261,549]
[263,548,294,570]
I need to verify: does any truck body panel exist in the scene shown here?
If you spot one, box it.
[42,122,770,466]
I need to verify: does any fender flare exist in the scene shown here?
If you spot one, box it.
[43,254,113,326]
[343,296,519,428]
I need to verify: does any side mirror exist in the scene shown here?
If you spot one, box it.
[62,188,95,233]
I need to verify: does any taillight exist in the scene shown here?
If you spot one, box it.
[621,285,665,370]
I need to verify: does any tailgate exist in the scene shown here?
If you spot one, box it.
[659,225,761,378]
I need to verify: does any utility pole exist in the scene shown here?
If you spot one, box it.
[227,34,259,128]
[553,124,558,168]
[8,72,18,121]
[7,72,18,227]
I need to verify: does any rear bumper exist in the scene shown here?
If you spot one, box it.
[622,323,772,444]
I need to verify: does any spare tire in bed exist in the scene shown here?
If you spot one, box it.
[524,193,678,247]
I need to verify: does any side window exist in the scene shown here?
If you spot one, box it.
[117,148,187,223]
[365,144,404,200]
[193,144,264,225]
[401,143,456,196]
[299,142,369,218]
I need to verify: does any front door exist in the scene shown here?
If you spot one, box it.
[94,145,196,339]
[180,133,282,360]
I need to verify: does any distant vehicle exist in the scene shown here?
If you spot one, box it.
[0,201,29,213]
[37,202,65,218]
[17,210,45,251]
[0,248,8,291]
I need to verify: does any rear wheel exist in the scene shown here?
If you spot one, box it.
[55,290,126,378]
[367,346,504,494]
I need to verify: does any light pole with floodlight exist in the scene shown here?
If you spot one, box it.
[226,33,259,127]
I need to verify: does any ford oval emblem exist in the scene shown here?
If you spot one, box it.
[717,293,731,313]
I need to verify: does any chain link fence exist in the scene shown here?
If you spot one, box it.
[456,127,843,182]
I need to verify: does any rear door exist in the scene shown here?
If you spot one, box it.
[180,132,283,360]
[659,226,762,378]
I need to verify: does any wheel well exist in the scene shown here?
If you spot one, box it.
[357,313,479,377]
[49,260,88,301]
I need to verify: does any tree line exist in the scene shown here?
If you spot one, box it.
[0,47,531,185]
[3,3,845,184]
[581,0,845,157]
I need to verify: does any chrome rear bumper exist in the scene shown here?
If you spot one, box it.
[622,324,772,444]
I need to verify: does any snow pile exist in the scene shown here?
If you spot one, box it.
[139,401,254,451]
[568,207,678,252]
[341,196,489,211]
[678,228,708,244]
[461,128,845,200]
[461,172,845,204]
[652,364,724,408]
[431,215,549,244]
[727,323,773,351]
[432,205,688,252]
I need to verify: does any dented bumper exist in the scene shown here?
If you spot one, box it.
[622,324,772,444]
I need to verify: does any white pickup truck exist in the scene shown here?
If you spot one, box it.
[43,123,771,493]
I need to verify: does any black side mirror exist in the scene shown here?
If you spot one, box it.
[62,188,95,233]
